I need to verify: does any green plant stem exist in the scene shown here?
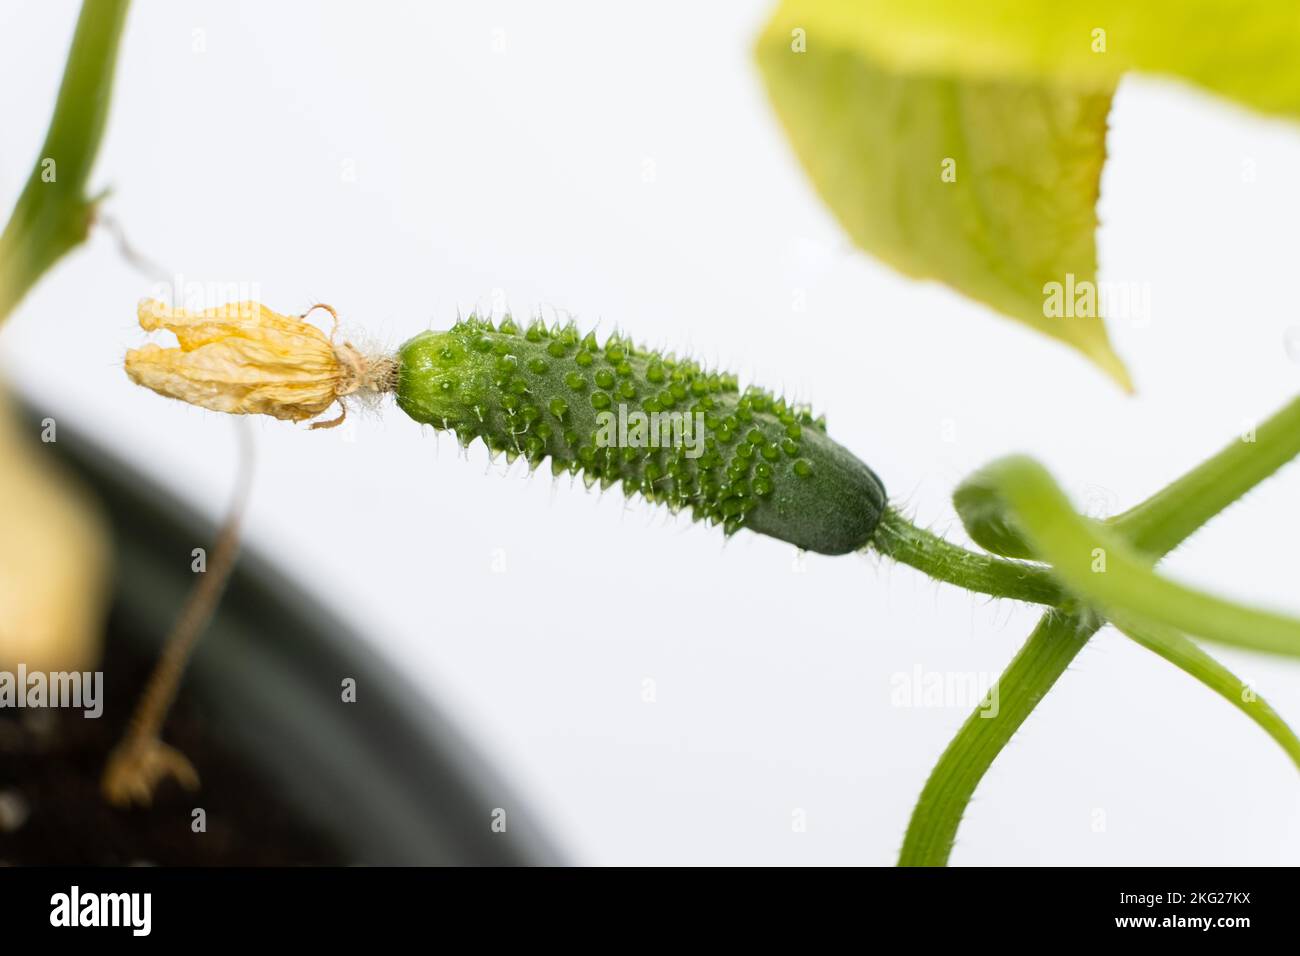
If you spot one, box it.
[870,507,1061,606]
[1110,395,1300,559]
[989,455,1300,657]
[0,0,130,323]
[898,394,1300,865]
[1113,616,1300,768]
[898,608,1098,866]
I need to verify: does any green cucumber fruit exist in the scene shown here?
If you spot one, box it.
[395,317,886,555]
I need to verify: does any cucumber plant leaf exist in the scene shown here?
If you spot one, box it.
[806,0,1300,119]
[756,1,1300,388]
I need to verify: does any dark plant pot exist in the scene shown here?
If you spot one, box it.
[2,400,563,865]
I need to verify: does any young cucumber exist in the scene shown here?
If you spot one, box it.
[396,317,886,555]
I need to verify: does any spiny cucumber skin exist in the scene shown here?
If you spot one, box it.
[395,318,886,555]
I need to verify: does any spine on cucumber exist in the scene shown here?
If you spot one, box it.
[395,317,886,555]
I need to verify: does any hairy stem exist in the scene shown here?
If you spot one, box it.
[989,455,1300,658]
[870,507,1061,606]
[1114,616,1300,768]
[898,608,1098,866]
[1109,395,1300,559]
[898,394,1300,865]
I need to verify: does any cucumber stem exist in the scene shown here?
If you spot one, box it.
[898,392,1300,865]
[869,507,1062,606]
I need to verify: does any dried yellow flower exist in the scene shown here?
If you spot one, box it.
[125,299,395,428]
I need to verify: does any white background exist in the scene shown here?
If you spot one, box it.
[3,0,1299,865]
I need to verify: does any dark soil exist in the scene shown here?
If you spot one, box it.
[0,607,347,865]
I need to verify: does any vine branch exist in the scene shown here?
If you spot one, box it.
[0,0,130,323]
[893,392,1300,865]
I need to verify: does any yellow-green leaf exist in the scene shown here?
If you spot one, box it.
[757,6,1130,387]
[798,0,1300,119]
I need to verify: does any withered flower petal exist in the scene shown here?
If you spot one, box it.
[125,299,391,425]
